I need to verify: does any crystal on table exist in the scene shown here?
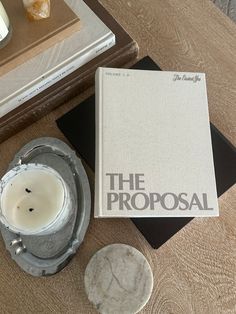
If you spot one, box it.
[22,0,50,21]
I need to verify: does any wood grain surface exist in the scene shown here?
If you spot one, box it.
[0,0,236,313]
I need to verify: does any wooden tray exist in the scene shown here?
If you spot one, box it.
[0,0,138,143]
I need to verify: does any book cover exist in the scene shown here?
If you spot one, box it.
[0,0,115,117]
[95,67,219,218]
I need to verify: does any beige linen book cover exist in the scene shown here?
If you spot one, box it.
[95,68,219,218]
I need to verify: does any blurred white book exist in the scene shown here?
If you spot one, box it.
[0,0,115,118]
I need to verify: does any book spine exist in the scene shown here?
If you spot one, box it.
[0,33,115,118]
[94,67,103,218]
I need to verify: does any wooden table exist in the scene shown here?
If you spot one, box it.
[0,0,235,313]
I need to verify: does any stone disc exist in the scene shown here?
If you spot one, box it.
[84,244,153,314]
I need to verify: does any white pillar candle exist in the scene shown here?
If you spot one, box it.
[0,164,67,234]
[0,1,10,42]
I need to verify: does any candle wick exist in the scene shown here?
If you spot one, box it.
[25,188,32,193]
[29,208,34,212]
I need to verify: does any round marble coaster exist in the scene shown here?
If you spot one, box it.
[84,244,153,314]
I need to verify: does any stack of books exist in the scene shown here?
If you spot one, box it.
[0,0,138,142]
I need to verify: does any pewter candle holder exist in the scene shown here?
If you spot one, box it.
[0,137,91,276]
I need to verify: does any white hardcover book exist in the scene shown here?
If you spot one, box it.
[0,0,115,118]
[95,68,219,218]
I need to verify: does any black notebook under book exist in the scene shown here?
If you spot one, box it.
[57,56,236,249]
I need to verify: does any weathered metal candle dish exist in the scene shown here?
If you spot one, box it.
[0,138,91,276]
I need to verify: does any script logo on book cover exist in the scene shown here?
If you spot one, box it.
[173,73,201,83]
